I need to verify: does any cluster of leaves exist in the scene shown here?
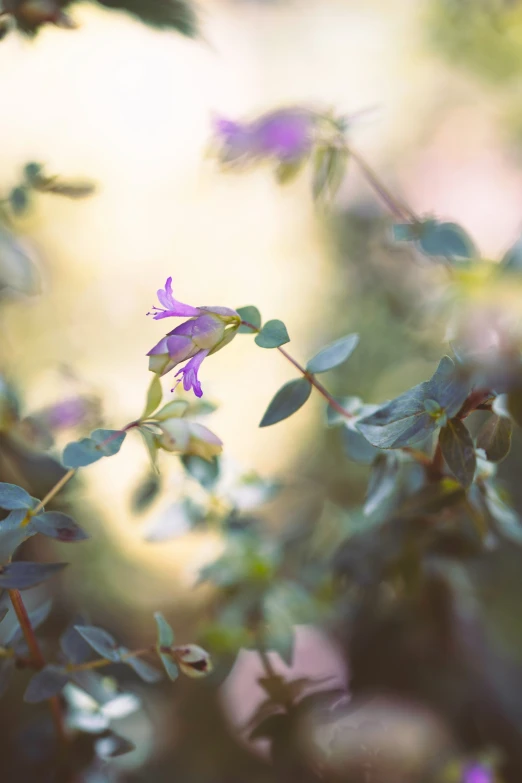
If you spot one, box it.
[0,0,197,38]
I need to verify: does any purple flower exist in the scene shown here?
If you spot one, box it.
[147,278,240,398]
[214,107,315,164]
[462,764,493,783]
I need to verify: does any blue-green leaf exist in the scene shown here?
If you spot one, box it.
[9,187,29,215]
[24,666,69,703]
[90,429,127,457]
[500,236,522,270]
[418,220,476,260]
[159,653,179,681]
[63,429,126,468]
[237,306,262,333]
[154,612,174,647]
[0,483,35,510]
[181,455,219,490]
[439,419,476,488]
[392,223,418,242]
[0,561,67,590]
[74,625,121,662]
[23,162,43,185]
[260,378,312,427]
[476,415,512,463]
[119,648,162,683]
[31,511,89,542]
[255,319,290,349]
[307,333,359,374]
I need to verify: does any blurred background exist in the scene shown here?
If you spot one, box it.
[2,0,522,780]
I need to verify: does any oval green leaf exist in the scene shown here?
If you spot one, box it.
[259,378,312,427]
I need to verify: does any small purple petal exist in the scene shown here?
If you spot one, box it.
[251,109,313,160]
[175,350,209,398]
[463,764,493,783]
[148,277,201,320]
[165,335,195,364]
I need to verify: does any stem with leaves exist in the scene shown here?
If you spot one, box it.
[240,321,354,420]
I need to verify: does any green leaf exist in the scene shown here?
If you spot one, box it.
[255,319,290,349]
[357,356,469,449]
[23,162,43,185]
[63,429,126,468]
[312,146,348,201]
[418,220,476,260]
[159,652,179,681]
[138,425,160,473]
[0,561,67,590]
[476,415,512,463]
[259,378,312,427]
[141,374,162,419]
[131,472,161,514]
[181,455,219,489]
[119,649,162,683]
[392,223,418,242]
[306,333,359,374]
[0,483,35,510]
[94,0,197,36]
[9,187,29,215]
[24,666,69,703]
[31,511,89,542]
[90,429,127,457]
[439,419,476,488]
[74,625,121,662]
[153,399,188,421]
[236,306,262,333]
[154,612,174,647]
[275,158,304,185]
[341,424,379,465]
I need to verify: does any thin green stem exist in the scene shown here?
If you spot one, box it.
[240,321,354,420]
[347,145,418,223]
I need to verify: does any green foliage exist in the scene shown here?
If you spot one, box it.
[254,319,290,349]
[236,305,262,332]
[0,482,36,510]
[439,418,476,488]
[393,218,476,261]
[312,145,348,201]
[0,561,67,589]
[306,333,359,374]
[476,414,512,462]
[260,378,312,427]
[357,356,469,448]
[63,428,127,468]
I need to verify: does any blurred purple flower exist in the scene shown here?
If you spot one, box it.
[462,764,493,783]
[214,108,315,164]
[42,396,98,430]
[147,278,240,398]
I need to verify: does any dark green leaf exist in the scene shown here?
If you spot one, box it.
[0,561,67,590]
[23,162,43,185]
[439,419,476,488]
[31,511,89,542]
[255,319,290,349]
[260,378,312,427]
[74,625,121,662]
[418,220,476,260]
[237,305,262,333]
[131,472,161,514]
[476,415,512,462]
[357,356,469,449]
[93,0,197,36]
[9,187,29,215]
[60,616,93,664]
[0,483,35,510]
[24,666,69,703]
[306,333,359,374]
